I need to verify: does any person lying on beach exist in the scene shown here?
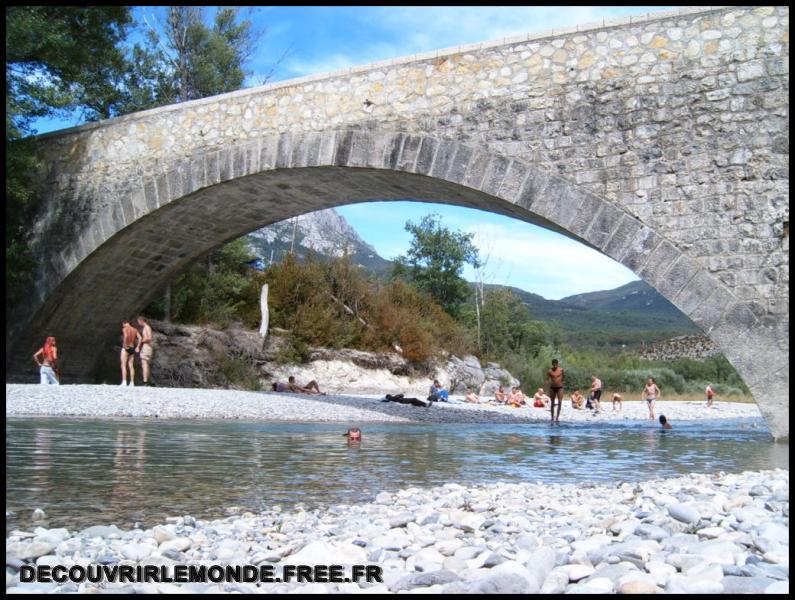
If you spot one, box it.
[493,385,508,404]
[533,388,550,408]
[659,415,672,430]
[612,392,623,411]
[508,387,526,407]
[272,375,326,395]
[465,388,481,404]
[570,390,584,409]
[383,393,431,408]
[343,427,362,440]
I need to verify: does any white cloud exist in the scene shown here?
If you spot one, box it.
[464,223,638,299]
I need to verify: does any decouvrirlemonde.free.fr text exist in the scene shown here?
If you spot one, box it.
[20,564,383,584]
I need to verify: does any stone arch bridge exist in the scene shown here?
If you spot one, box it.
[7,6,788,438]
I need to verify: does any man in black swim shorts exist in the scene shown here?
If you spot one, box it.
[546,359,565,425]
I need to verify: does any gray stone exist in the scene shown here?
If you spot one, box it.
[388,569,459,592]
[668,503,701,525]
[722,575,777,594]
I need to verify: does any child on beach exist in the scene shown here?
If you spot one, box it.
[612,392,623,411]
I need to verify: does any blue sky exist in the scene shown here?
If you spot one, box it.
[33,6,674,299]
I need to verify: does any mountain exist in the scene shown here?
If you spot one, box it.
[246,209,701,349]
[488,281,701,348]
[246,208,392,275]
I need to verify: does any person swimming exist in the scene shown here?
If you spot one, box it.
[343,427,362,440]
[659,415,672,430]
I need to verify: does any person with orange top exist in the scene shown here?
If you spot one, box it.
[33,336,60,385]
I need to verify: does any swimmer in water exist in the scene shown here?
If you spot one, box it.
[659,415,672,430]
[343,427,362,441]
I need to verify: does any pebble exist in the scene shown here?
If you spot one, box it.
[3,468,787,594]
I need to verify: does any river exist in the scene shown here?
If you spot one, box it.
[6,416,788,533]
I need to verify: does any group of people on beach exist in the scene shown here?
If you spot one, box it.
[119,317,155,387]
[33,316,156,387]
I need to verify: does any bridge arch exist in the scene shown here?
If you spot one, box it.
[8,128,788,438]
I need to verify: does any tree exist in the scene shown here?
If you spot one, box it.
[392,214,481,318]
[6,7,132,315]
[125,7,258,113]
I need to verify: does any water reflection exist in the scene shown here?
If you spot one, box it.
[6,417,788,533]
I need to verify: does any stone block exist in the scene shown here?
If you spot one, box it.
[429,140,459,179]
[258,135,278,170]
[639,239,680,286]
[383,133,405,170]
[480,155,511,196]
[275,133,293,169]
[205,152,221,184]
[619,227,660,274]
[346,130,372,168]
[514,168,553,211]
[656,255,701,301]
[365,131,396,169]
[289,135,309,169]
[584,200,624,250]
[414,137,439,175]
[567,189,606,238]
[396,134,422,172]
[142,178,158,213]
[461,149,491,189]
[497,161,530,202]
[447,145,474,184]
[316,130,337,167]
[603,212,642,261]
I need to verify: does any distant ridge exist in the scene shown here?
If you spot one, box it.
[246,210,702,349]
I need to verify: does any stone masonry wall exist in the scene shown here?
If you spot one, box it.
[34,6,788,320]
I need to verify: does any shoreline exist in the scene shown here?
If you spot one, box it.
[6,384,764,426]
[6,468,789,594]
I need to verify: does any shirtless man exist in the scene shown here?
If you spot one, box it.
[642,377,661,420]
[705,384,715,408]
[546,359,565,424]
[493,384,508,404]
[136,316,155,386]
[272,375,325,395]
[590,375,603,413]
[465,388,481,403]
[507,386,526,407]
[120,321,141,387]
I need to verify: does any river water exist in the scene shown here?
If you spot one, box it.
[6,416,788,533]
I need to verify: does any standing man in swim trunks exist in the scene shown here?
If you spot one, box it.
[705,384,715,408]
[590,375,603,413]
[120,321,141,387]
[642,377,661,420]
[546,359,565,425]
[136,316,155,386]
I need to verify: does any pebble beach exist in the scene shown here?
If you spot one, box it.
[5,384,762,425]
[5,470,788,594]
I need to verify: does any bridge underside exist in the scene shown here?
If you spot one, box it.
[7,161,789,439]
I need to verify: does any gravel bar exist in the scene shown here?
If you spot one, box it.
[6,384,762,425]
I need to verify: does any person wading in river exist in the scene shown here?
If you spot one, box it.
[546,359,565,425]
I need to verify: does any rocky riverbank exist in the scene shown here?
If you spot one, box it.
[6,384,762,425]
[5,469,788,594]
